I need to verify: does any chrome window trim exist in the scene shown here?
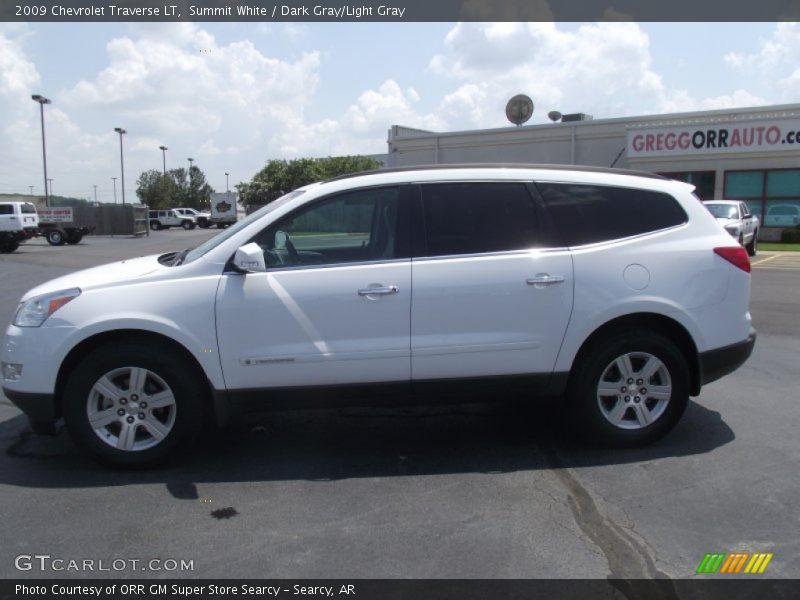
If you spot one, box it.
[412,247,570,263]
[256,257,411,273]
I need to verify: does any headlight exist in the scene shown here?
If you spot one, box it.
[724,224,740,236]
[12,288,81,327]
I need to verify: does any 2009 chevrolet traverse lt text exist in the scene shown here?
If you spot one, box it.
[2,165,756,466]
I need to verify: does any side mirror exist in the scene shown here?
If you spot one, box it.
[233,242,266,273]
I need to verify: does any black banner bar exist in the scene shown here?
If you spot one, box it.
[2,580,800,600]
[2,0,800,22]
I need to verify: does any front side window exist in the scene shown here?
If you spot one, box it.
[420,182,539,257]
[536,183,687,246]
[253,186,400,268]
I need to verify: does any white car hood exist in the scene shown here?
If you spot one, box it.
[22,254,164,300]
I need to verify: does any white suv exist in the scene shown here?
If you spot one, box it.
[1,166,756,467]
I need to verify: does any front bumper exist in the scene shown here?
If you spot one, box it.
[2,387,57,422]
[699,327,757,386]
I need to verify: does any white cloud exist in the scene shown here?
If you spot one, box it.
[723,23,800,101]
[426,22,782,130]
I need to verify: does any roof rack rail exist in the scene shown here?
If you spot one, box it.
[325,163,668,183]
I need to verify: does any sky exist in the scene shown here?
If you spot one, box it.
[1,21,799,203]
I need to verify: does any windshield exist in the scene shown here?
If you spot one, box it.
[182,190,307,264]
[705,203,738,219]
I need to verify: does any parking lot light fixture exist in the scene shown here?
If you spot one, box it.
[31,94,52,207]
[159,145,168,175]
[188,158,194,206]
[114,128,127,205]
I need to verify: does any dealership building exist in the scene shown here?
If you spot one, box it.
[387,103,800,240]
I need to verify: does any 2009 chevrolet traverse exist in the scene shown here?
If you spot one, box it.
[2,165,756,466]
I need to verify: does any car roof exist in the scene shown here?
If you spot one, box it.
[326,163,668,184]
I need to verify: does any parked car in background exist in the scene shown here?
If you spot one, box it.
[703,200,759,256]
[765,203,800,228]
[0,201,38,253]
[2,165,755,467]
[175,207,211,228]
[148,209,196,230]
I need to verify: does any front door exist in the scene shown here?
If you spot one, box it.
[216,185,412,391]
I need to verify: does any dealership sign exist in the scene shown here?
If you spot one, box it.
[627,118,800,158]
[37,207,73,223]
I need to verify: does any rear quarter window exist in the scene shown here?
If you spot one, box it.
[536,183,688,246]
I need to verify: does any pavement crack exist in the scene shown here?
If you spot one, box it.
[542,446,679,599]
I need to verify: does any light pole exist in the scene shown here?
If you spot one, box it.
[48,179,53,197]
[28,186,33,195]
[187,157,194,207]
[31,94,51,207]
[225,172,229,193]
[159,145,168,175]
[114,128,126,205]
[93,184,97,204]
[112,177,117,204]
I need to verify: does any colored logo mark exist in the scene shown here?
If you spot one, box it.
[696,552,773,574]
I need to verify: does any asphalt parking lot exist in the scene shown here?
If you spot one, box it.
[0,233,798,580]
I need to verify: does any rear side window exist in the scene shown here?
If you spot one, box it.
[0,205,13,215]
[536,183,687,246]
[420,182,539,256]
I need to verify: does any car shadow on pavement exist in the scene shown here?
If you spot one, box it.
[0,396,734,490]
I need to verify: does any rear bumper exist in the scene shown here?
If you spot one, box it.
[699,327,756,386]
[2,388,57,422]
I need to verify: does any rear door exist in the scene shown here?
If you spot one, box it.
[410,181,574,383]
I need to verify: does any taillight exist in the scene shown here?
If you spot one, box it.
[714,246,751,273]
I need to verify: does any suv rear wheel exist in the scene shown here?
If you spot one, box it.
[63,342,205,467]
[567,330,690,446]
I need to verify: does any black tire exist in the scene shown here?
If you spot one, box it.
[746,231,757,257]
[66,232,82,245]
[0,241,19,253]
[198,219,210,229]
[566,330,690,447]
[150,220,161,231]
[182,220,195,230]
[63,341,206,468]
[46,228,66,246]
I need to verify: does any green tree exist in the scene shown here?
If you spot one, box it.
[135,170,173,209]
[136,167,214,208]
[237,155,382,206]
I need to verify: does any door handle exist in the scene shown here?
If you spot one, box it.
[526,275,565,286]
[358,285,399,296]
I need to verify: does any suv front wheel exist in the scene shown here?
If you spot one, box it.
[567,330,690,446]
[63,341,205,467]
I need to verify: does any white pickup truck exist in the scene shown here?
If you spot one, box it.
[0,201,39,253]
[704,200,759,256]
